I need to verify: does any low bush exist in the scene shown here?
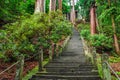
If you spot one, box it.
[90,34,113,51]
[77,23,90,32]
[78,23,113,53]
[80,29,90,40]
[0,11,72,62]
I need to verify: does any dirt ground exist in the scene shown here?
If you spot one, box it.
[0,61,38,80]
[111,62,120,76]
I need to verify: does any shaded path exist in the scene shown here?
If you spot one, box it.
[30,29,101,80]
[53,28,86,63]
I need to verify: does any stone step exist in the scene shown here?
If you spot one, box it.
[54,54,84,57]
[45,65,95,68]
[29,29,102,80]
[36,71,99,75]
[45,61,92,65]
[49,61,88,64]
[45,67,97,72]
[60,52,83,56]
[30,75,101,80]
[52,58,86,62]
[44,65,96,69]
[44,63,95,68]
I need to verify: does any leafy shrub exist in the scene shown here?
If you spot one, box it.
[98,25,113,38]
[50,21,72,43]
[0,11,72,62]
[79,23,114,52]
[49,10,72,43]
[77,23,90,31]
[109,57,120,63]
[90,34,113,50]
[80,29,90,40]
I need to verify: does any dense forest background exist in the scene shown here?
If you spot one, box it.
[0,0,72,26]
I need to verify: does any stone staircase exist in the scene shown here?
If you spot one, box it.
[30,60,101,80]
[29,29,102,80]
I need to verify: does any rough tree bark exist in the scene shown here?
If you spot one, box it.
[53,0,56,11]
[70,0,75,25]
[111,15,120,54]
[90,5,96,35]
[34,0,45,14]
[49,0,56,11]
[44,0,46,13]
[58,0,62,10]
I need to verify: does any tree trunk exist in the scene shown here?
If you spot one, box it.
[49,0,56,11]
[70,0,75,25]
[34,0,40,13]
[40,0,44,12]
[23,0,26,2]
[53,0,56,11]
[49,0,52,11]
[58,0,62,10]
[34,0,45,14]
[44,0,46,13]
[111,15,120,54]
[90,6,96,35]
[96,13,99,28]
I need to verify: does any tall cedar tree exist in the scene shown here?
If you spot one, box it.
[49,0,56,11]
[70,0,75,25]
[34,0,45,13]
[58,0,62,10]
[90,2,96,35]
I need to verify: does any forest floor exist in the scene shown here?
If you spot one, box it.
[0,60,38,80]
[107,56,120,76]
[110,59,120,76]
[0,37,65,80]
[111,62,120,73]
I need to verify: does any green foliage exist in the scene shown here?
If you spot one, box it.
[80,28,113,50]
[109,57,120,63]
[78,23,113,52]
[19,0,35,14]
[62,0,71,14]
[98,25,113,38]
[96,0,120,52]
[50,21,72,43]
[45,0,50,13]
[80,29,90,40]
[77,0,120,52]
[76,0,94,21]
[0,11,72,62]
[0,0,35,25]
[0,0,72,25]
[98,6,119,26]
[90,34,113,49]
[96,55,103,78]
[77,23,90,31]
[78,23,90,40]
[96,0,120,45]
[116,72,120,75]
[49,11,72,43]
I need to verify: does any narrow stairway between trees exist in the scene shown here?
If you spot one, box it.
[30,29,101,80]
